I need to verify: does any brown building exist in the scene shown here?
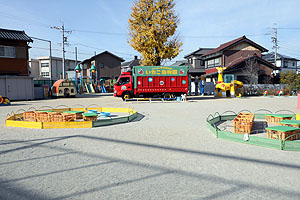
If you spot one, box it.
[81,51,124,80]
[0,28,33,75]
[202,36,277,84]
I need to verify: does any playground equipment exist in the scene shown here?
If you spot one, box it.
[51,79,76,98]
[74,64,83,94]
[263,90,268,96]
[277,90,283,96]
[6,105,137,129]
[207,109,300,151]
[90,65,98,93]
[214,67,243,98]
[200,75,205,96]
[0,95,11,106]
[99,79,106,93]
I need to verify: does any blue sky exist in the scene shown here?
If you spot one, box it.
[1,0,300,64]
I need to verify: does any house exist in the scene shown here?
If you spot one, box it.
[202,36,277,84]
[0,28,33,75]
[0,28,34,100]
[81,51,124,80]
[262,52,300,74]
[170,60,189,66]
[29,56,80,80]
[183,48,214,77]
[121,56,140,72]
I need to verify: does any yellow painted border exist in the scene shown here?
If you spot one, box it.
[6,120,42,129]
[43,121,92,129]
[5,107,137,129]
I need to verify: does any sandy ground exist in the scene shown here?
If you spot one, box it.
[0,94,300,200]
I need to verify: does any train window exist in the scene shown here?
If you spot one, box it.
[59,90,62,94]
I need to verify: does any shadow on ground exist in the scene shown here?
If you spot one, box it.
[1,134,300,199]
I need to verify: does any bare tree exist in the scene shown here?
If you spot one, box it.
[242,57,261,95]
[242,58,260,85]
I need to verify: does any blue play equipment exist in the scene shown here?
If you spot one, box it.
[74,64,83,94]
[99,79,106,93]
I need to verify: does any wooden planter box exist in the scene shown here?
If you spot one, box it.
[49,112,75,122]
[233,113,254,134]
[63,111,84,120]
[23,111,36,122]
[265,114,293,125]
[279,120,300,128]
[35,111,54,122]
[266,126,300,141]
[82,113,98,121]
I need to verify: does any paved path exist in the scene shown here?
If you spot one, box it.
[0,94,299,199]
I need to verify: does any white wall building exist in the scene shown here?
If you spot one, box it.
[262,52,299,74]
[29,56,80,80]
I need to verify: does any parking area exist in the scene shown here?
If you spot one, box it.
[1,94,300,200]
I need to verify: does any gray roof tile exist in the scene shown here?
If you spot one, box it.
[0,28,33,42]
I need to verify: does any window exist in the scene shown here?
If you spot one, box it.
[293,62,295,66]
[100,63,104,68]
[117,77,130,85]
[41,63,49,68]
[0,45,16,58]
[41,72,49,77]
[283,61,288,68]
[200,60,204,66]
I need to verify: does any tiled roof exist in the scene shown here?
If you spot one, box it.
[202,36,268,57]
[205,56,277,76]
[121,58,140,67]
[170,60,189,66]
[81,50,125,64]
[262,52,300,61]
[0,28,33,42]
[184,48,214,58]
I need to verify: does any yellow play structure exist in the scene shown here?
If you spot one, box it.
[215,67,243,98]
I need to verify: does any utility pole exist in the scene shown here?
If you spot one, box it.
[51,22,71,79]
[271,23,278,66]
[75,47,78,66]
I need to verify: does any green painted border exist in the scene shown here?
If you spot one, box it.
[206,111,300,151]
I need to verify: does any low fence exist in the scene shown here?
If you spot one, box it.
[206,109,300,151]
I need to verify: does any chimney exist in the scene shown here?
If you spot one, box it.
[134,56,138,60]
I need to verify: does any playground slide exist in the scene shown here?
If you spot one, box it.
[89,84,95,93]
[85,83,90,94]
[101,85,106,93]
[97,83,101,92]
[93,84,99,93]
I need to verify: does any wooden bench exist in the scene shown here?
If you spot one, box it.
[265,126,300,141]
[279,119,300,128]
[82,113,98,121]
[265,114,293,125]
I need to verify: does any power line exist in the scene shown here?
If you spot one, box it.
[71,43,136,56]
[279,45,300,53]
[70,29,127,36]
[182,33,270,39]
[31,46,93,56]
[0,11,51,28]
[278,27,300,30]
